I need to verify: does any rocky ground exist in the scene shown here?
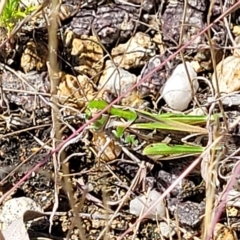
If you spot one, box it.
[0,0,240,239]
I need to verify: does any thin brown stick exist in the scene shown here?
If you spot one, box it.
[48,0,62,234]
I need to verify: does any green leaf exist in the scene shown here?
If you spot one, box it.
[125,134,138,145]
[91,115,108,130]
[0,0,37,33]
[25,5,38,13]
[15,11,27,18]
[88,100,108,110]
[143,143,205,155]
[110,108,137,121]
[114,126,125,138]
[85,109,92,119]
[88,100,137,121]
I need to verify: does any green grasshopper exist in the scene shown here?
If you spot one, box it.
[87,100,221,160]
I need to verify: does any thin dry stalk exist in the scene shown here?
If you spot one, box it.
[203,141,223,239]
[207,0,229,131]
[179,0,196,101]
[0,123,51,138]
[48,0,86,239]
[202,2,238,237]
[201,101,219,239]
[48,0,61,233]
[223,0,237,47]
[102,182,111,240]
[65,186,88,240]
[0,63,50,107]
[97,161,146,240]
[205,114,240,240]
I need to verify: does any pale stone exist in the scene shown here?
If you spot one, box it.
[162,62,198,111]
[0,197,42,230]
[111,32,156,69]
[98,60,137,96]
[159,221,176,238]
[212,55,240,93]
[129,190,165,220]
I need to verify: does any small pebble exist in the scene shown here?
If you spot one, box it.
[159,221,176,238]
[175,201,204,227]
[212,55,240,93]
[129,189,165,220]
[162,62,198,111]
[98,60,137,96]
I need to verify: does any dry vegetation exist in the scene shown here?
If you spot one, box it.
[1,0,240,240]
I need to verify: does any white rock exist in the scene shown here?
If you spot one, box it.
[162,62,198,111]
[159,221,176,238]
[0,197,42,230]
[98,60,137,95]
[129,189,165,220]
[212,55,240,93]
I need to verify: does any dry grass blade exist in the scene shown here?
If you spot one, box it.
[48,0,61,234]
[204,114,240,240]
[96,161,147,240]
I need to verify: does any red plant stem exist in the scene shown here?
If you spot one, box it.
[0,2,239,236]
